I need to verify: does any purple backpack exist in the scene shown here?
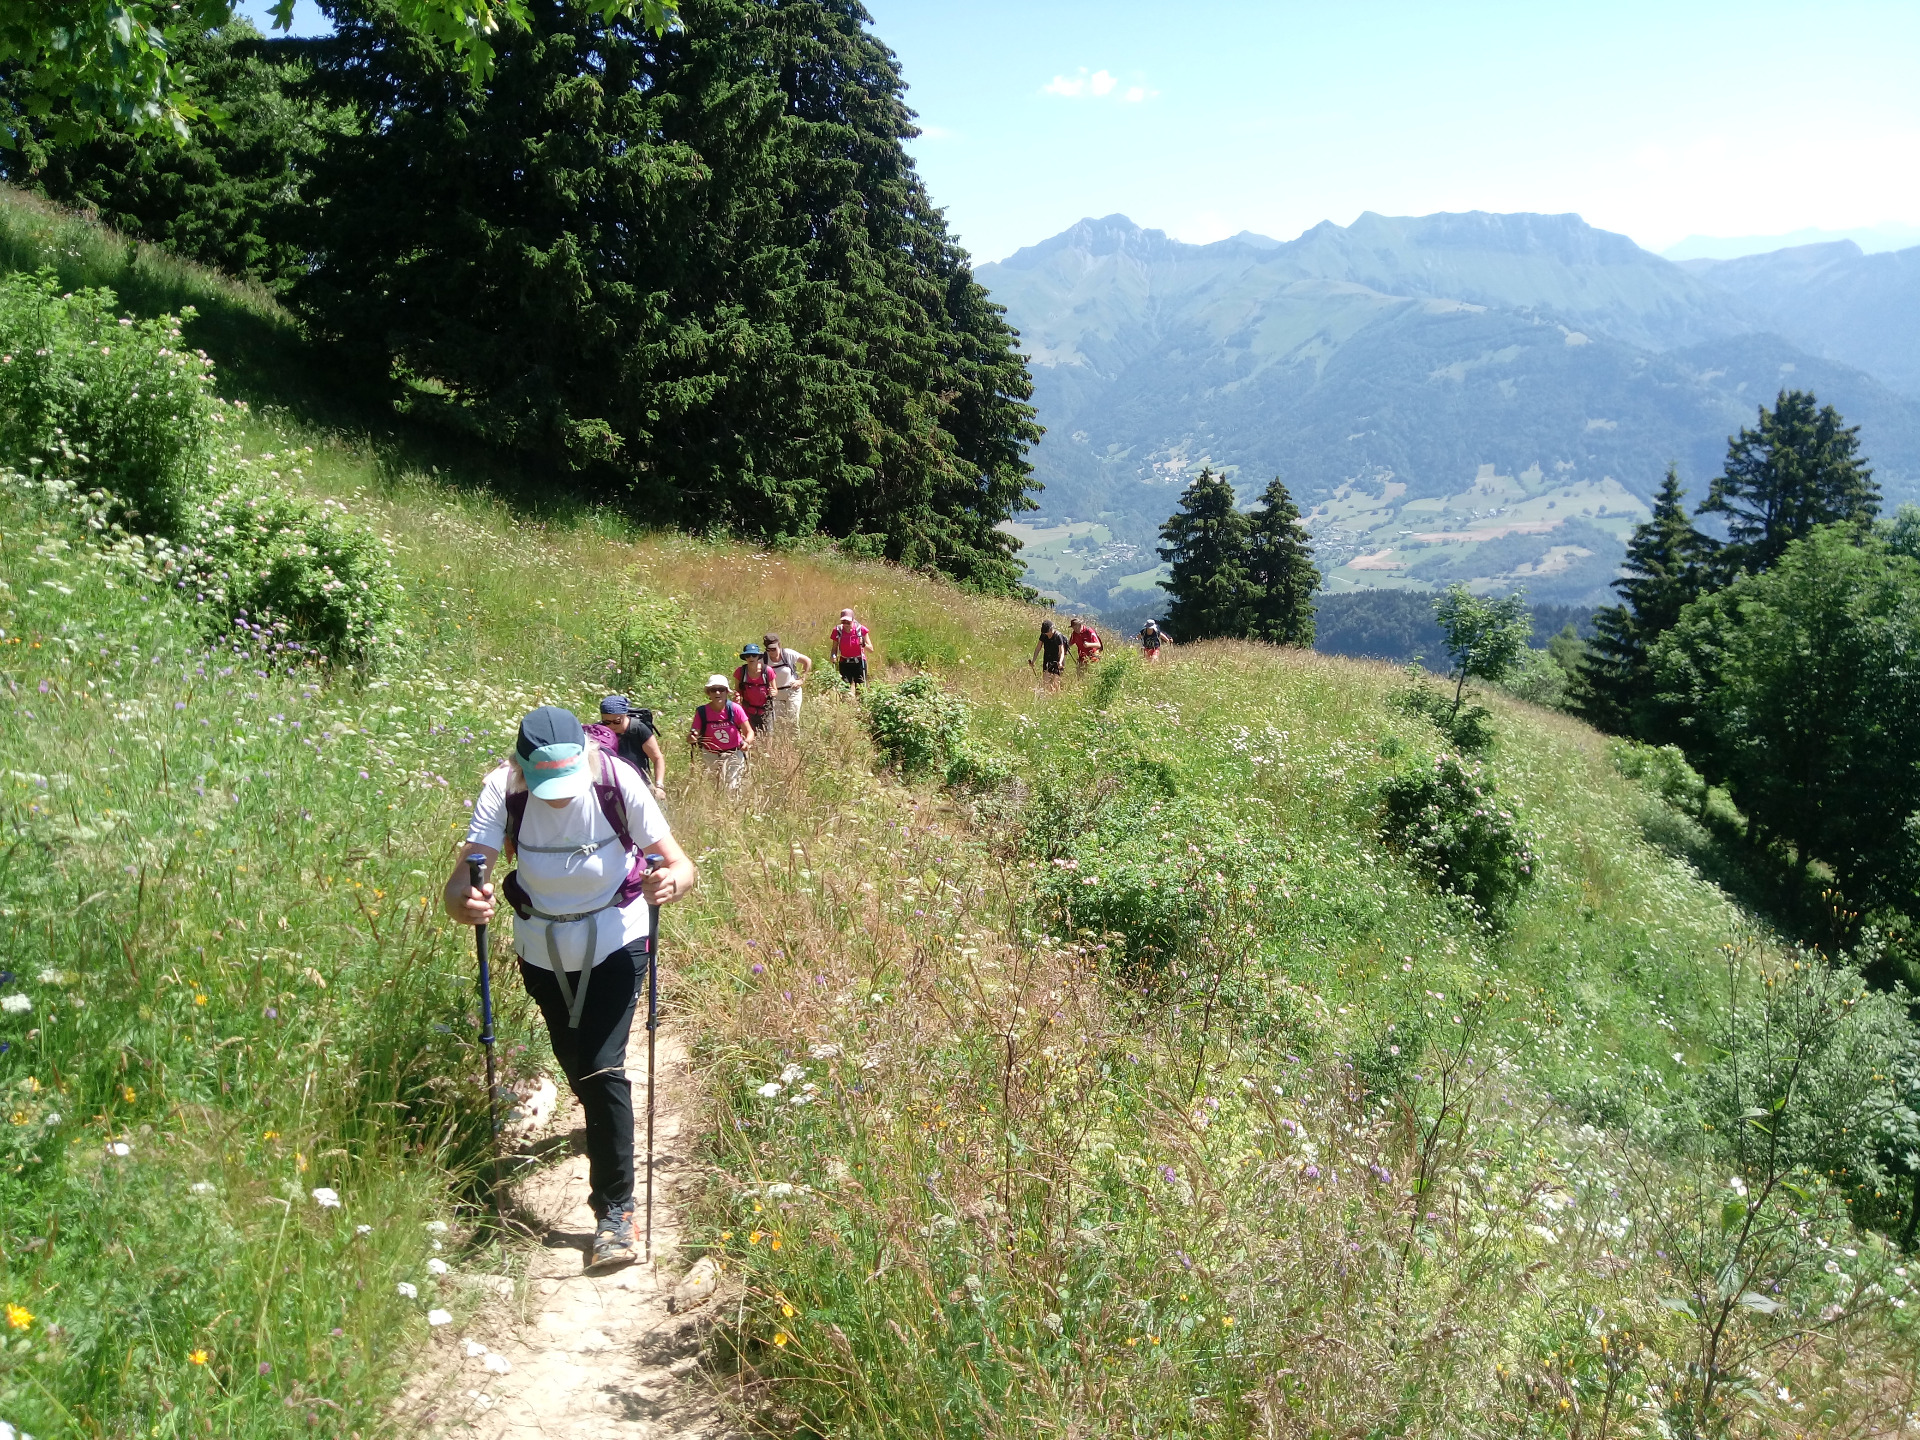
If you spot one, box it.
[499,748,649,919]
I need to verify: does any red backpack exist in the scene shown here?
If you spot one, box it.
[733,664,775,711]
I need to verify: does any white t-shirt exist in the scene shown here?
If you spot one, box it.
[466,754,671,972]
[768,648,810,688]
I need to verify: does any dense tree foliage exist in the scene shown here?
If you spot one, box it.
[1156,467,1251,641]
[0,0,671,146]
[1244,475,1319,646]
[1699,388,1880,579]
[293,0,1038,592]
[1581,465,1715,735]
[1,23,340,289]
[1653,526,1920,913]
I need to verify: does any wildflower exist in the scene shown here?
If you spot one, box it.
[356,1224,372,1236]
[428,1259,450,1276]
[190,1182,213,1194]
[757,1082,783,1099]
[770,1236,783,1251]
[263,1130,279,1140]
[108,1142,131,1157]
[749,1230,763,1245]
[426,1221,449,1233]
[1221,1316,1234,1327]
[1,996,30,1015]
[773,1331,789,1347]
[397,1283,418,1299]
[189,1349,210,1366]
[464,1340,487,1357]
[427,1309,452,1327]
[780,1063,805,1084]
[767,1183,794,1198]
[258,1362,271,1376]
[1729,1176,1748,1197]
[1303,1164,1320,1180]
[5,1304,30,1331]
[312,1187,341,1208]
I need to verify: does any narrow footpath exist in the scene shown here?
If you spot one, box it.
[420,1029,736,1438]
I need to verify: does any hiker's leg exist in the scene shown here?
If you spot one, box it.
[520,950,641,1217]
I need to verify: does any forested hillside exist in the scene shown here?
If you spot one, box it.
[1,3,1041,592]
[2,188,1920,1436]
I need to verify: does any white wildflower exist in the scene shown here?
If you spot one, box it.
[779,1063,805,1084]
[2,996,30,1014]
[35,969,63,986]
[356,1225,372,1236]
[808,1043,842,1060]
[1728,1176,1747,1197]
[397,1282,418,1299]
[40,1113,58,1126]
[189,1181,213,1195]
[428,1259,450,1276]
[464,1340,488,1358]
[757,1082,783,1099]
[767,1182,793,1198]
[426,1220,449,1233]
[311,1187,341,1208]
[484,1353,511,1374]
[427,1309,452,1327]
[108,1142,130,1157]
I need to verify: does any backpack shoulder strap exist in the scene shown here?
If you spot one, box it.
[589,747,649,907]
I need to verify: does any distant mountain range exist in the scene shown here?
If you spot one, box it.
[977,211,1920,612]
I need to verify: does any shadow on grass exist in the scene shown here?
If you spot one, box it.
[1632,793,1916,988]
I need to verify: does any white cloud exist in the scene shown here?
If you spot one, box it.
[1043,67,1155,103]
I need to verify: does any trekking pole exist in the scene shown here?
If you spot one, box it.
[467,854,504,1223]
[642,852,667,1261]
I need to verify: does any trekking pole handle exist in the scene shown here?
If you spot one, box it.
[467,853,488,896]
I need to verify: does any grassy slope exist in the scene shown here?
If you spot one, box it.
[2,187,1915,1435]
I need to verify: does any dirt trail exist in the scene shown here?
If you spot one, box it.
[426,1029,736,1438]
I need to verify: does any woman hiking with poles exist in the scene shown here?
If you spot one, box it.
[445,706,697,1274]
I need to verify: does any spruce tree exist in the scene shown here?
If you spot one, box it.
[298,0,1040,593]
[1698,389,1880,577]
[1157,467,1251,641]
[1580,465,1713,735]
[1244,474,1319,646]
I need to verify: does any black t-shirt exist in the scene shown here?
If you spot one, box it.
[615,717,655,779]
[1140,625,1163,647]
[1040,631,1068,666]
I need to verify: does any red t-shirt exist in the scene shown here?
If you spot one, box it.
[1071,625,1102,660]
[833,623,870,660]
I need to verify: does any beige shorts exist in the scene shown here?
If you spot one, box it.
[774,687,803,728]
[699,748,747,790]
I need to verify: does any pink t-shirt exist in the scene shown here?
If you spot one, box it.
[833,623,870,660]
[693,700,750,752]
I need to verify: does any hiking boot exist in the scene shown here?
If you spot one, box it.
[588,1204,638,1274]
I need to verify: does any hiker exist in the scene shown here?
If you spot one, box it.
[763,633,812,731]
[829,608,873,687]
[1068,616,1103,670]
[689,674,754,790]
[733,645,778,733]
[589,695,666,799]
[1139,618,1169,661]
[1029,618,1069,685]
[445,705,696,1273]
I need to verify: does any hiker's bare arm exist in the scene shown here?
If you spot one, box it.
[739,711,757,747]
[444,842,500,926]
[643,734,666,789]
[642,833,696,905]
[794,653,812,679]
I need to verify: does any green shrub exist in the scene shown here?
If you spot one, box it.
[601,591,701,703]
[171,482,405,666]
[1392,666,1494,752]
[1500,647,1571,709]
[867,673,971,780]
[1378,753,1537,923]
[1609,738,1708,817]
[0,270,217,536]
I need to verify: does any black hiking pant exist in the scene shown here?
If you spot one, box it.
[519,944,647,1220]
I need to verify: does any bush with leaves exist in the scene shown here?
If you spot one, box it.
[1609,738,1707,817]
[1378,754,1536,923]
[0,272,403,664]
[1392,665,1494,753]
[866,674,973,782]
[0,270,216,536]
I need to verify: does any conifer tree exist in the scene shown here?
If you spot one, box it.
[1581,465,1714,735]
[298,0,1040,593]
[1698,389,1879,578]
[1157,467,1251,641]
[1244,474,1319,646]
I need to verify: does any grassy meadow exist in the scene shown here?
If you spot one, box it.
[3,186,1919,1436]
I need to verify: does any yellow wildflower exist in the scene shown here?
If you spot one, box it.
[189,1349,209,1365]
[122,1086,137,1103]
[6,1303,32,1330]
[773,1331,789,1347]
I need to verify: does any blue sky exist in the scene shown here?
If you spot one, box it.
[868,0,1920,262]
[239,0,1920,264]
